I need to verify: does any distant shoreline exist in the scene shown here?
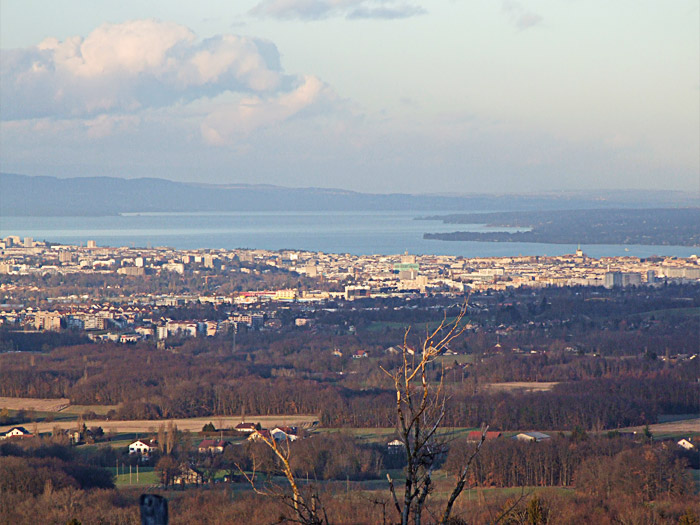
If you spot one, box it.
[422,208,700,247]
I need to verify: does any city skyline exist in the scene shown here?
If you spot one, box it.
[1,1,698,194]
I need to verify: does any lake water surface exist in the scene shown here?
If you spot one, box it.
[1,211,696,259]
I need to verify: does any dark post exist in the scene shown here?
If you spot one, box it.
[140,494,168,525]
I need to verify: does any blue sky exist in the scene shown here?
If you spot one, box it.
[1,0,698,194]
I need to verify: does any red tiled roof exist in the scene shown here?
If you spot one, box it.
[198,439,226,448]
[467,431,502,441]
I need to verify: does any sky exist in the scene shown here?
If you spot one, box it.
[1,0,698,194]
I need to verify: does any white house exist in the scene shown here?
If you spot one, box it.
[271,427,298,442]
[514,432,551,442]
[129,439,158,455]
[678,438,696,451]
[235,422,257,434]
[1,426,33,439]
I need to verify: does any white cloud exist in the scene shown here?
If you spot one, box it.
[250,0,426,20]
[0,19,347,147]
[39,20,195,78]
[200,75,338,144]
[1,20,289,121]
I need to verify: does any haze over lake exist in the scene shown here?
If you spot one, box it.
[2,211,696,259]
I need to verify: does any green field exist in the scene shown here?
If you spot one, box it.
[316,426,483,444]
[658,413,700,424]
[110,466,158,486]
[365,316,464,333]
[628,307,700,320]
[62,404,119,415]
[437,353,476,365]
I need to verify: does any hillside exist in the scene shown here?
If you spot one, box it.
[1,173,697,216]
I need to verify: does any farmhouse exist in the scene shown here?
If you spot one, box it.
[198,439,227,454]
[248,427,299,442]
[271,426,298,442]
[1,426,33,439]
[235,422,257,434]
[514,432,551,442]
[248,429,272,442]
[174,465,203,486]
[678,438,696,451]
[129,439,158,456]
[467,431,502,442]
[387,439,405,453]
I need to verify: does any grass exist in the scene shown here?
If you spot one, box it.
[1,414,319,436]
[365,316,464,333]
[437,354,476,365]
[314,426,483,445]
[0,396,69,412]
[657,413,700,424]
[62,404,119,415]
[110,466,158,486]
[3,408,78,423]
[365,321,413,332]
[318,428,397,442]
[486,382,559,393]
[628,307,700,320]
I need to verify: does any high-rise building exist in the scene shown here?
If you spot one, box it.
[604,271,642,288]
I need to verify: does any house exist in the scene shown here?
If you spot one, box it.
[331,348,343,357]
[387,439,405,452]
[352,350,369,359]
[271,426,298,442]
[678,438,696,451]
[1,426,33,439]
[198,439,228,454]
[129,439,158,456]
[467,431,502,442]
[248,429,272,442]
[69,430,83,445]
[235,422,257,434]
[173,465,203,486]
[514,432,551,442]
[119,333,140,344]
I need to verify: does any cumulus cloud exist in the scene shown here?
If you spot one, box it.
[249,0,426,20]
[0,19,344,145]
[200,75,338,144]
[1,19,291,121]
[502,1,543,30]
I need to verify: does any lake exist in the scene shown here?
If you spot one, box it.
[0,211,697,258]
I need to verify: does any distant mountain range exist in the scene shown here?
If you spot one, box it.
[1,173,698,217]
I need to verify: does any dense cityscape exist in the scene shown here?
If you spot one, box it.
[2,235,699,342]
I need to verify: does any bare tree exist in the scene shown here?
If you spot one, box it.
[239,432,329,525]
[381,301,488,525]
[244,300,493,525]
[165,421,178,455]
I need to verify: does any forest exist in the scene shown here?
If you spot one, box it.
[1,285,698,430]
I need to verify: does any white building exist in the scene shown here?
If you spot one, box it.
[128,439,158,455]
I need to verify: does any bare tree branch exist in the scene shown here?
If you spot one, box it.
[386,299,482,525]
[238,434,329,525]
